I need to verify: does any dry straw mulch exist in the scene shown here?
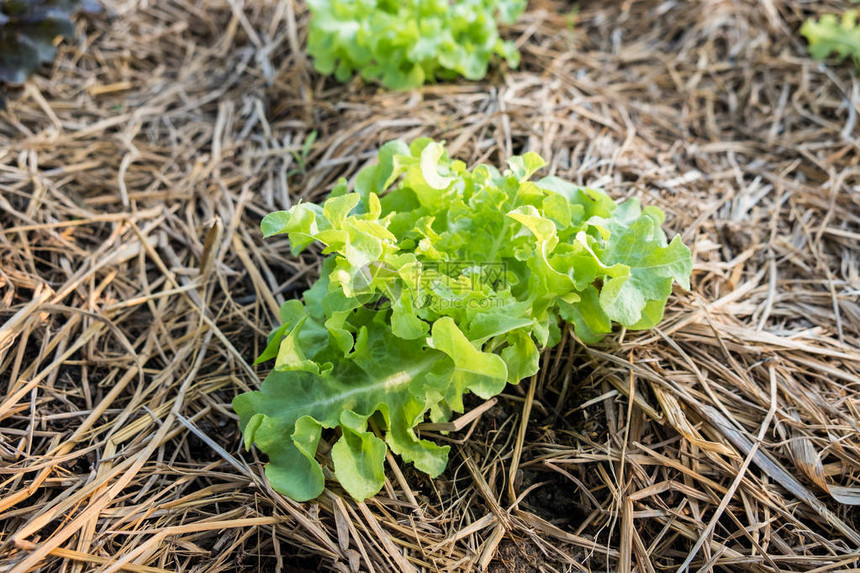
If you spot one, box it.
[1,0,860,571]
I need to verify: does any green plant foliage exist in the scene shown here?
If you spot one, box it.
[801,9,860,70]
[0,0,99,84]
[306,0,527,90]
[234,139,692,501]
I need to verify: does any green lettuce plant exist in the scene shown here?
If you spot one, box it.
[234,139,692,501]
[801,9,860,71]
[306,0,526,90]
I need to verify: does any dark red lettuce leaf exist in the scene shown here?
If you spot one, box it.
[0,0,100,84]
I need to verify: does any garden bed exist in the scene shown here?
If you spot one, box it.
[1,1,859,571]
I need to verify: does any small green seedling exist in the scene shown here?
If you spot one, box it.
[287,130,318,178]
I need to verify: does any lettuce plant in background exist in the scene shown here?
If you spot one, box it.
[0,0,100,85]
[306,0,527,90]
[801,6,860,71]
[234,139,693,501]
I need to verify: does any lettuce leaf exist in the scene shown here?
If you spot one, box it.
[801,10,860,71]
[235,139,692,501]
